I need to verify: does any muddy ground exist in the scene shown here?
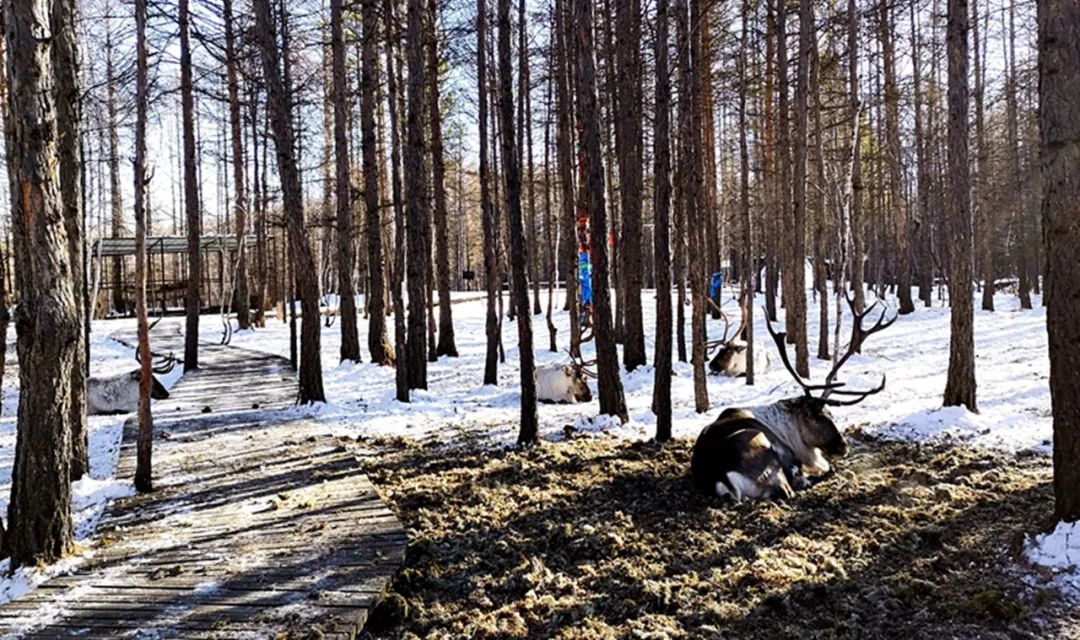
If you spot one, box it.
[356,431,1079,639]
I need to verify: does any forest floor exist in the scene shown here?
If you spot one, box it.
[360,430,1079,639]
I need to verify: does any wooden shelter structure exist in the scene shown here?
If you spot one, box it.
[90,234,273,317]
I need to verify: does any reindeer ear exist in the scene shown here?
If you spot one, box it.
[563,365,574,376]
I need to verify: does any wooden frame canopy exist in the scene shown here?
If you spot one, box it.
[91,235,257,258]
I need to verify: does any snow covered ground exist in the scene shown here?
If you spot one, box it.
[148,287,1052,456]
[0,324,181,604]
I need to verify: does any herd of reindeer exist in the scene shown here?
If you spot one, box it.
[88,290,896,505]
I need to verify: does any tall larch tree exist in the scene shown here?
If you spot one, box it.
[331,0,360,363]
[497,0,538,444]
[790,0,811,377]
[575,0,628,422]
[943,0,977,411]
[5,0,77,568]
[52,0,86,480]
[180,0,200,371]
[615,0,645,371]
[428,0,457,358]
[384,0,410,401]
[363,0,393,365]
[652,0,673,442]
[405,0,429,390]
[254,0,325,403]
[133,0,153,493]
[1038,0,1080,522]
[224,0,250,330]
[479,0,499,385]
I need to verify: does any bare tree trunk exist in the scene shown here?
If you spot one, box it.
[180,0,200,371]
[224,0,250,330]
[133,0,153,493]
[384,0,409,401]
[427,0,457,358]
[5,0,76,568]
[615,0,645,371]
[478,0,499,384]
[881,0,915,314]
[848,0,865,312]
[554,0,579,355]
[1039,0,1080,522]
[911,4,933,308]
[519,0,542,318]
[497,0,538,444]
[105,19,124,315]
[738,0,756,383]
[1007,0,1031,310]
[405,0,429,390]
[52,0,87,480]
[254,0,325,403]
[575,0,628,422]
[653,0,673,440]
[789,0,811,376]
[331,0,360,362]
[943,0,977,412]
[362,0,392,365]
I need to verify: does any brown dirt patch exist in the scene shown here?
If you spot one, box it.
[357,432,1078,639]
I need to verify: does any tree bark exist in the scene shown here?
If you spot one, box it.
[52,0,87,480]
[553,0,579,355]
[331,0,360,363]
[384,0,409,401]
[881,0,915,314]
[224,0,250,330]
[497,0,538,445]
[615,0,645,371]
[5,0,76,568]
[1007,0,1031,310]
[575,0,628,422]
[180,0,200,371]
[105,20,124,315]
[478,0,500,384]
[848,0,866,312]
[653,0,673,441]
[133,0,153,493]
[943,0,977,412]
[427,0,457,358]
[1038,0,1080,521]
[254,0,325,403]
[362,0,392,365]
[790,0,811,376]
[405,0,429,390]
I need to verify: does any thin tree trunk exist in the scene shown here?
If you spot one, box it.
[331,0,360,362]
[363,0,392,365]
[615,0,646,371]
[738,0,756,384]
[1008,0,1032,310]
[653,0,673,440]
[790,0,811,376]
[181,0,200,371]
[943,0,977,411]
[225,0,250,330]
[479,0,499,384]
[497,0,538,445]
[428,0,457,357]
[881,0,915,314]
[848,0,865,312]
[405,0,429,390]
[133,0,153,493]
[254,0,325,403]
[575,0,628,422]
[384,0,409,401]
[554,0,579,355]
[105,21,124,315]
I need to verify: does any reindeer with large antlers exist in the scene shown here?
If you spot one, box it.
[535,351,595,404]
[707,299,770,377]
[691,294,896,502]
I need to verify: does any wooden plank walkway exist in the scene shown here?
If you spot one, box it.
[0,323,407,639]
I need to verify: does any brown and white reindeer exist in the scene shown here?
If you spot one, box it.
[87,352,176,415]
[707,300,770,377]
[536,352,595,404]
[691,296,896,502]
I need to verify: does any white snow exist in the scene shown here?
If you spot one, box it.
[1026,520,1080,598]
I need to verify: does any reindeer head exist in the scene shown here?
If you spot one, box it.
[765,293,897,459]
[567,351,597,402]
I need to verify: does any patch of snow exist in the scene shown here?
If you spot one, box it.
[1026,520,1080,598]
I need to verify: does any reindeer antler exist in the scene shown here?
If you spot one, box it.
[765,311,846,398]
[817,293,897,404]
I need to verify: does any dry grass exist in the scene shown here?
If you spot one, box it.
[357,431,1078,640]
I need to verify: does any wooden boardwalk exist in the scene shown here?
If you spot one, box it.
[0,324,406,639]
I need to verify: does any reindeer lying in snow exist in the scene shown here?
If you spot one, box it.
[87,352,176,415]
[536,353,594,404]
[692,296,896,502]
[708,302,770,377]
